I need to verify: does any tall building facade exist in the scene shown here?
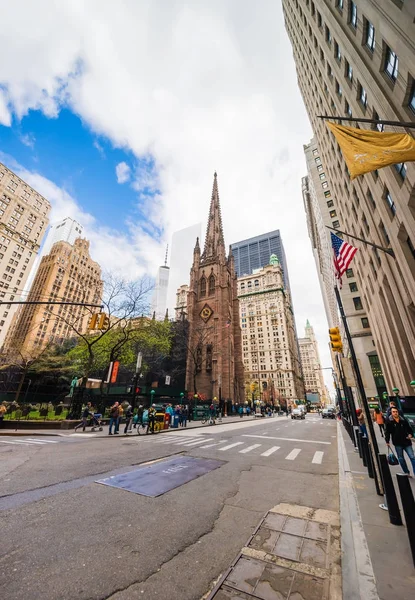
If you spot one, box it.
[283,0,415,397]
[166,223,202,315]
[302,138,379,397]
[175,284,189,320]
[299,320,327,403]
[42,217,83,255]
[185,173,244,405]
[231,231,291,293]
[0,162,51,348]
[3,238,102,358]
[238,255,305,405]
[151,263,170,319]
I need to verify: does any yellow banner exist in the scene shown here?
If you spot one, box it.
[326,122,415,179]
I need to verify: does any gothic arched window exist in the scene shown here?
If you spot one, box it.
[200,276,206,297]
[206,344,213,372]
[208,274,215,295]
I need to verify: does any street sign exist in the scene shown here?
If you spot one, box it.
[96,456,224,497]
[165,375,171,385]
[110,361,120,383]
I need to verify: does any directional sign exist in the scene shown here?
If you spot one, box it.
[96,456,224,497]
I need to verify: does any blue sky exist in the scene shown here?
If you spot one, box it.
[0,109,146,230]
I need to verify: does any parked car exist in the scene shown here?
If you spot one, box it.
[322,408,335,419]
[291,408,305,420]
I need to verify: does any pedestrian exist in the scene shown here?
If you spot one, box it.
[166,403,174,424]
[373,407,385,437]
[182,405,188,427]
[116,403,124,433]
[356,408,367,438]
[108,402,120,435]
[386,401,404,419]
[148,404,156,433]
[0,402,6,428]
[178,405,183,427]
[210,403,216,423]
[74,402,92,432]
[238,404,243,419]
[124,404,133,434]
[385,407,415,476]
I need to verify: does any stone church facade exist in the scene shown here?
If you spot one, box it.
[185,173,244,408]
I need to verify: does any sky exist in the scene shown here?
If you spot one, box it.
[0,0,334,393]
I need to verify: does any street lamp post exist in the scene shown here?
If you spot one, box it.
[194,393,198,421]
[150,389,155,407]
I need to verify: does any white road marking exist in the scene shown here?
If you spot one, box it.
[25,438,58,443]
[13,439,46,445]
[198,440,228,449]
[70,433,97,437]
[261,446,280,457]
[243,434,330,445]
[239,444,261,454]
[0,440,37,445]
[312,451,324,464]
[219,442,244,451]
[181,438,214,447]
[285,448,301,460]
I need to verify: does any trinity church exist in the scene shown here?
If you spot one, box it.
[185,173,244,408]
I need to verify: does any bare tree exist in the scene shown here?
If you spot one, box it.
[184,323,214,395]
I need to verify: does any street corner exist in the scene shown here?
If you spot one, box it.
[207,503,341,600]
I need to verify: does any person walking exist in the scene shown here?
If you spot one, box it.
[373,407,385,438]
[385,407,415,476]
[124,404,133,434]
[148,404,156,433]
[356,408,367,438]
[386,401,404,419]
[74,402,92,432]
[0,402,7,428]
[182,405,188,428]
[108,402,120,435]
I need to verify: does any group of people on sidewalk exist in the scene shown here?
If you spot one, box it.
[356,401,415,476]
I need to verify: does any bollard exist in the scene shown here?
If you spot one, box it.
[359,432,367,467]
[354,426,362,456]
[396,473,415,566]
[378,454,402,525]
[361,436,373,478]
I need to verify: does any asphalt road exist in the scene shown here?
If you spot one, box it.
[0,414,339,600]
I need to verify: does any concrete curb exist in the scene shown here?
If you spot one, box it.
[337,422,379,600]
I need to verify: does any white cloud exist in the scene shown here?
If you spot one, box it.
[115,161,131,184]
[93,139,105,158]
[0,0,335,390]
[19,132,36,148]
[0,89,11,126]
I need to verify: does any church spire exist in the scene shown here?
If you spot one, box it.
[201,172,225,262]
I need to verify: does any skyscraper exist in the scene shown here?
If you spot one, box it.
[0,162,51,348]
[238,255,304,406]
[298,320,327,404]
[283,0,415,397]
[302,138,379,398]
[185,173,244,408]
[151,258,170,319]
[166,223,202,315]
[41,217,83,255]
[3,238,102,358]
[231,230,291,293]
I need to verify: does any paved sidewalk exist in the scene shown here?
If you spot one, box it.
[0,414,276,437]
[340,422,415,600]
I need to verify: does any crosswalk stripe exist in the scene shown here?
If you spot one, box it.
[0,440,34,445]
[239,444,261,454]
[312,451,324,464]
[25,438,58,443]
[285,448,301,460]
[14,440,46,445]
[219,442,244,451]
[181,438,214,447]
[198,441,228,449]
[261,446,280,457]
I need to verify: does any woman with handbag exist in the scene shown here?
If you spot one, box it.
[385,407,415,476]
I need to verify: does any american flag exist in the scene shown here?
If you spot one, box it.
[331,232,357,285]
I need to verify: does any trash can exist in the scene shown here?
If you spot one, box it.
[172,414,179,428]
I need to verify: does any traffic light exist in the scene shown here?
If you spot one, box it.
[329,327,343,353]
[88,313,98,330]
[98,313,110,330]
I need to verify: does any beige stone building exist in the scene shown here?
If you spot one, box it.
[302,139,380,398]
[299,320,327,404]
[238,256,304,406]
[175,284,189,320]
[283,0,415,397]
[3,238,102,358]
[0,162,51,347]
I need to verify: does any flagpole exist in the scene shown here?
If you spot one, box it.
[334,285,383,495]
[317,115,415,129]
[326,226,395,257]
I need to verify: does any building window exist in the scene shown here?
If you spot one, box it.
[359,84,368,108]
[336,81,342,97]
[349,2,357,28]
[385,190,396,216]
[324,190,332,198]
[407,236,415,260]
[335,41,341,61]
[394,162,407,180]
[319,173,326,180]
[208,274,215,295]
[327,200,334,208]
[408,80,415,114]
[345,100,352,116]
[199,276,206,297]
[346,268,354,278]
[322,181,329,189]
[345,60,353,82]
[329,210,337,218]
[325,26,332,45]
[361,317,370,329]
[353,297,363,310]
[336,0,344,9]
[365,20,375,52]
[367,189,376,209]
[380,222,390,245]
[384,46,399,81]
[332,220,340,229]
[317,11,322,28]
[349,282,358,292]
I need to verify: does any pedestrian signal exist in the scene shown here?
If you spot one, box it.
[88,313,98,330]
[329,327,343,353]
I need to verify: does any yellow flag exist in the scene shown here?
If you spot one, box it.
[326,122,415,179]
